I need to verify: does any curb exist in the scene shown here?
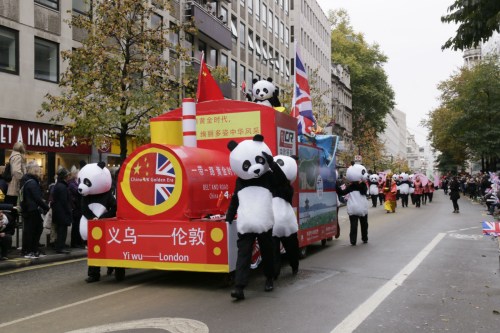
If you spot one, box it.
[0,250,88,273]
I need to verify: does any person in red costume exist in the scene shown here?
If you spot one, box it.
[383,173,398,213]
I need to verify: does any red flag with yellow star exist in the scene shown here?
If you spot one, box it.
[196,52,224,102]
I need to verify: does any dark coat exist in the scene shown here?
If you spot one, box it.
[449,180,460,200]
[20,174,49,215]
[52,179,72,227]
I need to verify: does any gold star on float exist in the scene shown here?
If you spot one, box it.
[133,164,141,174]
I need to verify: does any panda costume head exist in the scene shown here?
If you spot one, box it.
[346,163,367,182]
[78,161,113,240]
[250,78,281,108]
[274,155,298,183]
[369,174,379,184]
[228,134,272,180]
[78,161,112,196]
[400,172,409,182]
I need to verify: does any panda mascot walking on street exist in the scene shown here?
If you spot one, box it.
[263,154,300,279]
[337,163,369,246]
[399,172,410,208]
[368,174,380,208]
[226,135,276,300]
[78,162,122,283]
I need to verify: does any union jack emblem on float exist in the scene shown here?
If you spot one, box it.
[155,153,176,205]
[482,221,500,236]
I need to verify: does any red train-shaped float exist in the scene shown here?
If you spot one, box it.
[87,99,339,274]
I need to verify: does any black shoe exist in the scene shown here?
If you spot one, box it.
[292,267,299,275]
[230,288,245,300]
[351,243,356,246]
[363,240,368,244]
[264,278,274,292]
[85,276,100,283]
[56,250,71,254]
[107,267,115,276]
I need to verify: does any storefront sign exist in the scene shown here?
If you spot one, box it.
[0,118,91,153]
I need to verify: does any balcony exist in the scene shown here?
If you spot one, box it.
[186,1,232,50]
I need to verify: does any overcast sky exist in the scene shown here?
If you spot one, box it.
[316,0,464,146]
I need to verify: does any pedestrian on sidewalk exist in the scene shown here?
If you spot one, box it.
[449,176,461,213]
[20,161,50,259]
[5,142,26,206]
[68,166,84,248]
[0,210,13,260]
[52,168,72,254]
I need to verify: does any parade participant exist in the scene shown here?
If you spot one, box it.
[399,172,410,208]
[78,162,120,283]
[442,176,449,194]
[449,176,461,213]
[383,173,398,213]
[226,135,275,300]
[368,174,380,208]
[422,183,429,205]
[409,174,416,205]
[428,182,435,203]
[377,174,385,205]
[413,176,424,208]
[337,163,369,245]
[264,153,300,278]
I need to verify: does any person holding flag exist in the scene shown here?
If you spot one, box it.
[291,42,317,137]
[196,51,224,103]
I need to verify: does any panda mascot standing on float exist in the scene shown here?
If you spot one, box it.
[337,162,369,246]
[245,77,282,108]
[78,162,123,283]
[225,134,276,300]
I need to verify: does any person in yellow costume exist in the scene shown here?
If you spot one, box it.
[383,173,398,213]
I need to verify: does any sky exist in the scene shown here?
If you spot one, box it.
[316,0,464,146]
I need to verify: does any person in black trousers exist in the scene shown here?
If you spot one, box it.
[52,168,72,254]
[449,176,461,213]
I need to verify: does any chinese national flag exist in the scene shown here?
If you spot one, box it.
[196,53,224,102]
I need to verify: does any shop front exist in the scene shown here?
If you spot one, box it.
[0,118,92,195]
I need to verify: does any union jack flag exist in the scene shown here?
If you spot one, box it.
[292,42,316,136]
[482,221,500,236]
[155,153,176,205]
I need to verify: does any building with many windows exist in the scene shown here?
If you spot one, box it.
[0,0,336,186]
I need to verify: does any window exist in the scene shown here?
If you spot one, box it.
[240,64,246,87]
[285,0,289,13]
[151,14,163,29]
[220,6,228,23]
[230,16,237,38]
[279,21,284,43]
[285,27,289,46]
[248,30,254,51]
[197,40,207,60]
[262,4,267,27]
[248,69,254,88]
[255,0,260,21]
[262,41,268,64]
[34,37,59,82]
[280,56,284,76]
[72,0,90,15]
[208,48,217,67]
[169,22,179,46]
[255,36,262,60]
[239,22,246,49]
[0,26,19,75]
[248,0,253,14]
[185,33,194,57]
[269,46,274,68]
[274,16,279,37]
[230,59,237,87]
[285,60,290,80]
[268,10,273,32]
[221,53,228,69]
[35,0,59,10]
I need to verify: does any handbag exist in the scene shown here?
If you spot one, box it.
[43,208,52,229]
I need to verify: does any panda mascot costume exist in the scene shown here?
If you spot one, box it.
[399,172,410,208]
[409,174,416,205]
[265,154,300,279]
[225,134,275,300]
[245,77,281,108]
[368,174,380,208]
[78,162,122,283]
[337,163,369,246]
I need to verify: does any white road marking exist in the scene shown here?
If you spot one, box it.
[0,258,87,277]
[330,233,446,333]
[65,317,209,333]
[0,282,149,329]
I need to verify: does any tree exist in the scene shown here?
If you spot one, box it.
[441,0,500,51]
[327,9,395,156]
[424,56,500,171]
[39,0,194,162]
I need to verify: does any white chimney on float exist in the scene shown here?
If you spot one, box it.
[182,98,197,147]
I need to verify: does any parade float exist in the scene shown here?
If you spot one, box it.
[86,98,339,276]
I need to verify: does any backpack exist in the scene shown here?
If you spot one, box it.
[17,179,33,212]
[3,159,12,182]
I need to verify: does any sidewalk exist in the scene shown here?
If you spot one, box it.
[0,224,88,273]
